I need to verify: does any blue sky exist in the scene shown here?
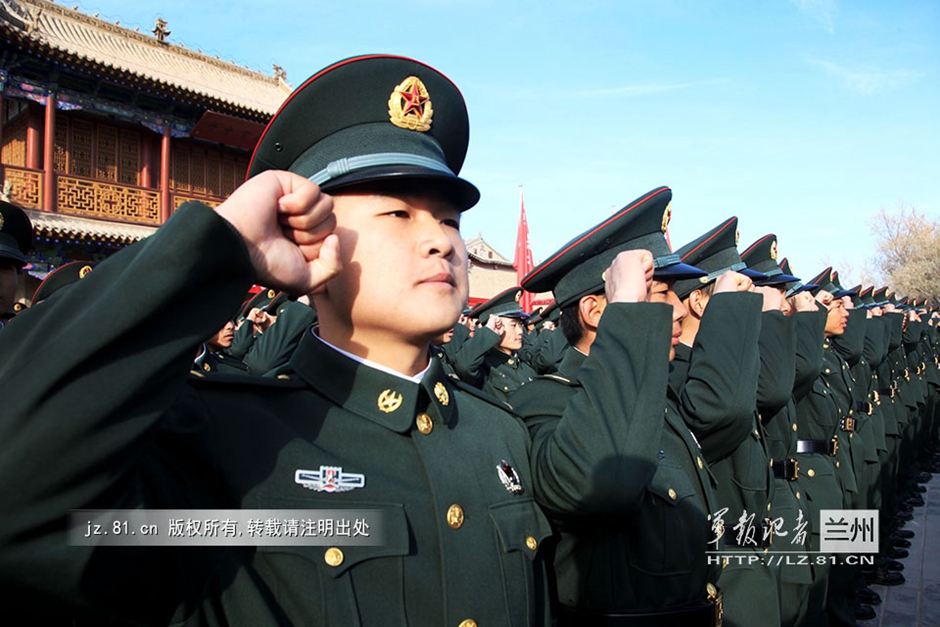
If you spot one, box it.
[74,0,940,287]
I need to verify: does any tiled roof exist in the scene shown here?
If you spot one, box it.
[28,209,157,245]
[465,235,514,267]
[1,0,291,116]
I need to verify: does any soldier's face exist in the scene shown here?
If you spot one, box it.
[319,190,469,345]
[208,320,236,351]
[0,261,19,314]
[498,316,525,352]
[649,278,687,361]
[818,290,848,336]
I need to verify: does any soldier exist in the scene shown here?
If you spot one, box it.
[194,318,249,374]
[742,236,818,627]
[511,186,729,625]
[454,286,538,401]
[671,217,777,627]
[0,200,33,328]
[0,55,555,625]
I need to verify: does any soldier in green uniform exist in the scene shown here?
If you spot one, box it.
[742,237,819,627]
[0,200,33,329]
[670,217,778,627]
[0,55,556,626]
[194,318,250,374]
[511,186,728,625]
[454,286,538,401]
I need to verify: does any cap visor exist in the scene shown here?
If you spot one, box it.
[741,268,770,282]
[320,165,480,210]
[756,273,800,287]
[654,262,707,280]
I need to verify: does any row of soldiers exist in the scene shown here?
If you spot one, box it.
[0,53,938,627]
[433,202,940,626]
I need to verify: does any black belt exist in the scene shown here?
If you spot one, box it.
[772,458,800,481]
[557,586,723,627]
[797,436,839,456]
[854,401,873,416]
[877,387,894,399]
[841,416,856,432]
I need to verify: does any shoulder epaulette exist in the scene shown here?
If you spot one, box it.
[188,371,308,389]
[449,378,519,415]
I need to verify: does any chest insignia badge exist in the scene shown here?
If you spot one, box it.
[295,466,366,493]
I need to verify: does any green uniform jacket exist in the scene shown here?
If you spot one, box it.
[0,203,554,626]
[669,295,778,627]
[511,302,721,612]
[452,326,537,401]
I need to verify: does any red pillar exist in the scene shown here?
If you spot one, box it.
[43,94,55,211]
[160,125,170,223]
[140,132,152,188]
[26,103,41,169]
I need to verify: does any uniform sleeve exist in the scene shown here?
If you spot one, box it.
[756,311,797,417]
[0,203,254,619]
[532,329,569,375]
[675,292,763,463]
[228,318,257,359]
[792,310,827,402]
[451,326,501,387]
[244,300,317,376]
[513,302,672,518]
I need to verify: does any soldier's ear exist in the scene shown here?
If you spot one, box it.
[578,294,606,332]
[688,289,708,318]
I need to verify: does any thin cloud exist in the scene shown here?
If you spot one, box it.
[789,0,837,34]
[808,59,926,95]
[579,79,730,98]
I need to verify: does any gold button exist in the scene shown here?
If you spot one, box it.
[754,429,760,436]
[792,424,798,432]
[825,368,831,374]
[769,459,774,467]
[668,488,677,500]
[796,492,801,500]
[723,557,729,568]
[508,359,514,365]
[458,621,477,627]
[697,457,704,469]
[807,469,816,477]
[416,413,433,435]
[836,461,841,467]
[526,536,538,551]
[324,548,344,567]
[447,504,465,529]
[767,502,772,512]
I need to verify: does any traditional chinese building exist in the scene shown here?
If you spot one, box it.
[0,0,291,301]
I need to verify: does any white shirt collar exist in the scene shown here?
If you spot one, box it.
[312,330,430,384]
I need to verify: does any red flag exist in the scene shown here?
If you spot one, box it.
[514,186,535,314]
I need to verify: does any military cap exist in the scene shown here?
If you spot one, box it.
[248,55,478,210]
[740,234,799,287]
[32,261,95,304]
[778,257,818,298]
[521,186,705,308]
[12,301,27,314]
[859,286,877,308]
[872,287,890,306]
[469,287,529,325]
[846,284,866,308]
[0,200,33,268]
[807,267,856,298]
[672,216,768,300]
[241,288,280,319]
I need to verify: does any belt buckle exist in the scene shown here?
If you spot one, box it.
[790,458,800,481]
[872,390,881,404]
[829,435,839,456]
[866,402,873,416]
[841,417,855,432]
[706,583,724,627]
